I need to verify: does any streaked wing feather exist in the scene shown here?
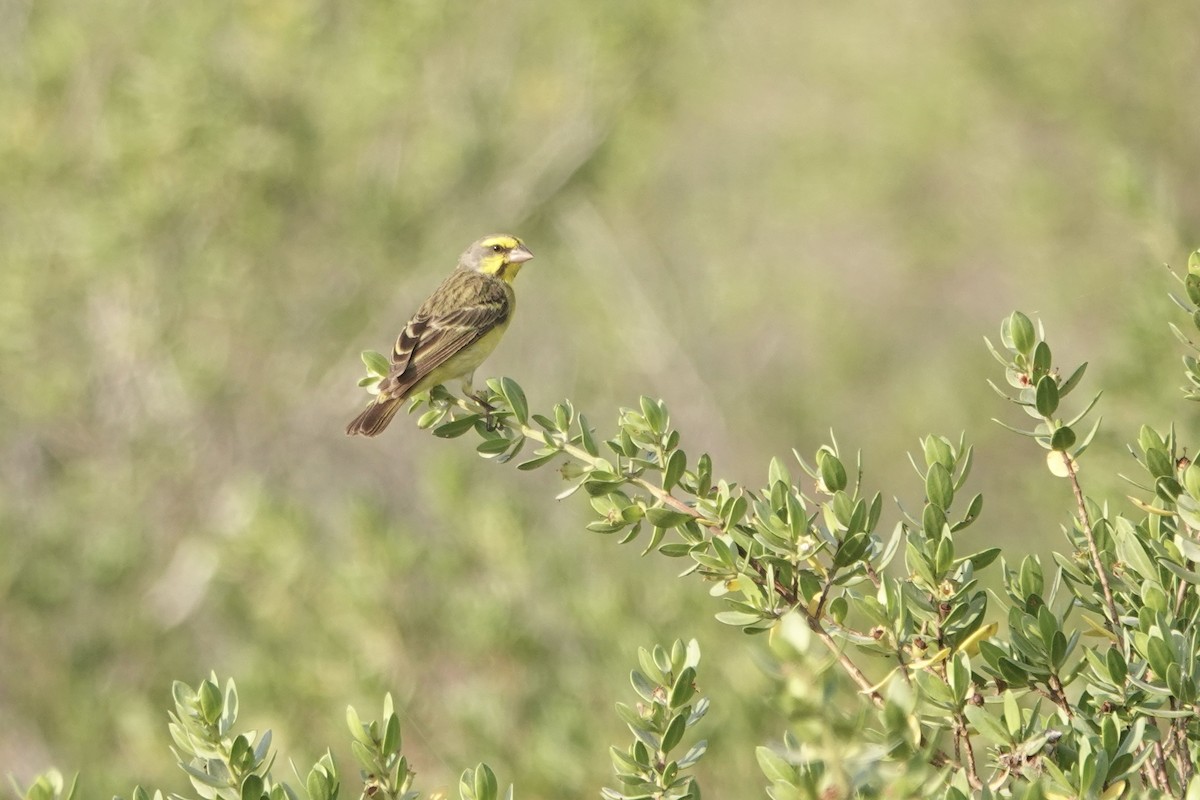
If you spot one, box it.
[380,272,510,397]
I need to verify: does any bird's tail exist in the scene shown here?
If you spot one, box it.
[346,396,404,437]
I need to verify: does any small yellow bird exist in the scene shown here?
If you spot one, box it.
[346,234,534,437]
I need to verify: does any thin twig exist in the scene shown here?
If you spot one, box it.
[933,659,981,791]
[814,577,835,618]
[1045,674,1074,720]
[1169,699,1194,788]
[799,605,884,705]
[1153,740,1172,795]
[956,712,982,791]
[1064,457,1124,650]
[863,561,882,589]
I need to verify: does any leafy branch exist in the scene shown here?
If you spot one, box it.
[390,370,895,703]
[604,639,708,800]
[344,270,1200,796]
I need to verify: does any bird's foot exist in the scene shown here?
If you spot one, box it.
[469,391,498,430]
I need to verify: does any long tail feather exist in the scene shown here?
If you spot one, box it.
[346,396,404,437]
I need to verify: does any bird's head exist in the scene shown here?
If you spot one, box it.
[461,234,534,283]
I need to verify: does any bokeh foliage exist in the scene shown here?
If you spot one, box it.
[2,0,1199,798]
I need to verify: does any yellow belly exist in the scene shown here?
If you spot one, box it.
[408,318,511,396]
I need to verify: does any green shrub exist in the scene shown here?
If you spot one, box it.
[15,249,1200,799]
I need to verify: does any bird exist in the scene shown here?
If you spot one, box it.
[346,233,534,437]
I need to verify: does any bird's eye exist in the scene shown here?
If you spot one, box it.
[490,244,504,253]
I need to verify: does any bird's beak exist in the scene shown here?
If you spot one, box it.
[509,244,534,264]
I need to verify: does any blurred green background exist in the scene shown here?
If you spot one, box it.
[2,0,1199,796]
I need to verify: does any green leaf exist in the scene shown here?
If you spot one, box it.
[1147,635,1175,677]
[1002,690,1022,737]
[684,638,701,670]
[677,739,707,769]
[639,522,668,556]
[905,536,936,587]
[578,414,599,456]
[818,452,847,493]
[640,396,667,434]
[1186,272,1200,306]
[610,745,642,775]
[1007,311,1036,356]
[1050,425,1076,451]
[583,472,628,497]
[934,535,954,576]
[661,712,688,754]
[949,652,970,705]
[1170,321,1195,348]
[991,416,1038,437]
[709,537,736,570]
[348,740,374,772]
[959,547,1000,570]
[669,667,697,707]
[1160,559,1200,585]
[923,436,954,470]
[1104,647,1127,685]
[473,764,498,800]
[1031,340,1052,377]
[714,610,762,626]
[1139,424,1166,453]
[361,350,390,378]
[198,680,222,725]
[645,507,693,529]
[630,669,657,704]
[383,713,401,754]
[433,415,482,438]
[637,648,665,685]
[302,770,324,800]
[755,746,795,784]
[616,523,642,544]
[1168,470,1193,506]
[476,437,514,456]
[1059,361,1088,396]
[1146,447,1174,479]
[964,704,1013,745]
[1114,519,1157,580]
[554,401,573,432]
[516,451,560,471]
[416,408,445,429]
[835,532,870,571]
[1176,495,1200,531]
[1035,375,1059,417]
[984,336,1011,367]
[230,733,254,771]
[1176,532,1200,562]
[1131,704,1194,718]
[663,450,686,491]
[220,679,239,737]
[615,701,650,734]
[669,639,687,673]
[769,456,791,488]
[497,378,527,424]
[922,503,947,539]
[1183,463,1200,499]
[925,463,954,510]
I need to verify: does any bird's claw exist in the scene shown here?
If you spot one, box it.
[470,391,497,430]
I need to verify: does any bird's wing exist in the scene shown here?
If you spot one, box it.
[380,272,510,397]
